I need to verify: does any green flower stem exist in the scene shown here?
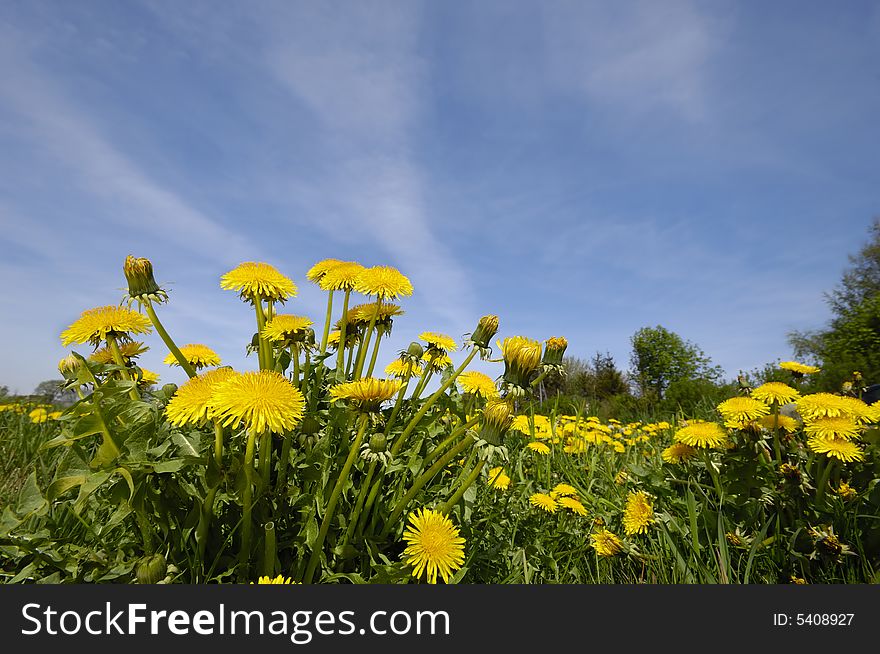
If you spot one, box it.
[451,449,477,490]
[255,301,273,371]
[390,349,478,458]
[382,369,413,435]
[106,334,140,401]
[213,420,224,467]
[410,361,434,400]
[816,456,834,505]
[74,365,121,459]
[419,416,481,470]
[439,459,486,514]
[291,344,300,386]
[703,451,724,500]
[304,414,369,584]
[530,369,550,387]
[263,521,276,577]
[345,344,355,378]
[276,434,292,492]
[135,511,155,555]
[320,290,334,355]
[365,330,384,378]
[335,290,352,377]
[239,429,258,576]
[361,352,478,533]
[342,461,377,548]
[772,402,782,465]
[259,430,272,488]
[143,299,197,378]
[196,421,225,566]
[382,434,475,538]
[301,349,311,394]
[353,301,381,380]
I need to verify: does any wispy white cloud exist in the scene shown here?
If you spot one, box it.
[543,0,720,121]
[0,28,259,266]
[256,1,476,328]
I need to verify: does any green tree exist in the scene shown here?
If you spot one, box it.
[630,325,722,400]
[789,218,880,387]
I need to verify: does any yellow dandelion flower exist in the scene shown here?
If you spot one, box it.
[837,396,874,424]
[790,576,808,585]
[758,414,800,433]
[674,421,728,449]
[751,382,800,405]
[402,508,465,584]
[354,265,413,299]
[797,393,860,421]
[165,368,239,427]
[804,417,861,441]
[220,262,297,303]
[58,353,82,374]
[422,352,452,372]
[498,336,543,378]
[261,315,314,342]
[385,358,423,378]
[163,344,222,369]
[806,436,864,463]
[779,361,821,375]
[209,370,305,434]
[529,493,558,513]
[329,378,403,413]
[527,441,551,455]
[511,415,533,434]
[61,305,152,347]
[487,467,511,491]
[306,258,345,283]
[717,396,770,427]
[558,496,587,516]
[318,261,365,291]
[551,483,578,498]
[457,371,497,397]
[836,481,857,500]
[347,302,404,325]
[661,442,698,464]
[253,575,300,584]
[591,528,623,557]
[138,369,160,386]
[622,491,654,536]
[29,408,48,424]
[420,331,458,352]
[90,341,149,364]
[614,471,629,485]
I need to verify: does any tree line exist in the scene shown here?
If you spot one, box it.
[535,217,880,417]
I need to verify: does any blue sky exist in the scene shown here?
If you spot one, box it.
[1,0,879,394]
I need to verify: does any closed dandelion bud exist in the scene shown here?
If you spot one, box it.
[407,342,424,359]
[542,336,567,367]
[161,383,178,397]
[58,354,81,376]
[135,553,167,584]
[499,336,542,393]
[124,255,168,305]
[470,314,499,349]
[368,433,387,454]
[300,415,321,436]
[360,432,392,465]
[480,398,514,446]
